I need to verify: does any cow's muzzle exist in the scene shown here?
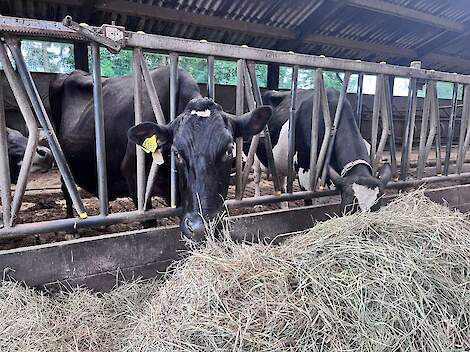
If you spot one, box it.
[181,213,206,242]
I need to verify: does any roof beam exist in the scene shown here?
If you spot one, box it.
[342,0,465,32]
[303,33,418,58]
[93,0,296,40]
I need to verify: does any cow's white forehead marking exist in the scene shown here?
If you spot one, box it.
[191,109,211,117]
[352,183,379,212]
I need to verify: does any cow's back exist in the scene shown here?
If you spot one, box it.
[49,66,201,199]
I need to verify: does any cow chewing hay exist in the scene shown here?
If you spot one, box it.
[1,190,470,351]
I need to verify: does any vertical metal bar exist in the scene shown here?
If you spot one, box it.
[309,68,322,191]
[139,51,166,125]
[356,73,364,129]
[370,74,383,169]
[457,85,470,173]
[91,43,108,216]
[316,75,332,182]
[374,76,390,172]
[434,84,442,175]
[384,76,397,177]
[0,84,11,228]
[133,48,145,211]
[444,83,458,175]
[169,52,178,208]
[246,62,282,195]
[287,65,299,193]
[320,72,351,187]
[400,62,421,180]
[235,59,245,200]
[417,81,434,179]
[6,38,87,219]
[207,55,215,100]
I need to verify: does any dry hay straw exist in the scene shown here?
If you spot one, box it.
[1,190,470,351]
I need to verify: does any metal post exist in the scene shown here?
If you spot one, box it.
[207,56,215,99]
[91,43,108,216]
[444,83,458,175]
[287,65,299,193]
[384,76,397,177]
[246,62,282,195]
[133,48,145,211]
[0,84,11,228]
[320,72,351,187]
[417,81,437,179]
[374,76,390,172]
[370,74,382,167]
[309,68,322,191]
[356,72,364,129]
[316,73,332,182]
[235,59,245,200]
[169,52,179,208]
[5,38,87,219]
[400,61,421,180]
[139,51,166,125]
[434,85,442,175]
[457,85,470,173]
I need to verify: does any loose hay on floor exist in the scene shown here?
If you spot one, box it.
[1,190,469,351]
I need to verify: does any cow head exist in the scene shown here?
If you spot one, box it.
[328,163,392,214]
[128,98,272,241]
[7,128,54,183]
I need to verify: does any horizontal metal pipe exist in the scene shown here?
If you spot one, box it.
[3,171,470,238]
[1,17,469,84]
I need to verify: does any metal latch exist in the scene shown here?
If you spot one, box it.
[62,16,127,53]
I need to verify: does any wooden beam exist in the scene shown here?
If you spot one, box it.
[343,0,465,32]
[93,0,295,40]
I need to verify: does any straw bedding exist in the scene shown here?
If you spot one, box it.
[1,190,469,351]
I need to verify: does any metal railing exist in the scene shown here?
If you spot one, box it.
[0,16,470,238]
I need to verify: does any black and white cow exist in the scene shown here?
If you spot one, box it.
[257,89,392,213]
[50,66,272,241]
[6,127,53,183]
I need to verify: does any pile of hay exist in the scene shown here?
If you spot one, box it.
[1,191,469,351]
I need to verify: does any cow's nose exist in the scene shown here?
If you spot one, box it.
[31,146,53,172]
[181,214,206,241]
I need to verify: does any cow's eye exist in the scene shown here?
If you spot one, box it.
[224,144,234,159]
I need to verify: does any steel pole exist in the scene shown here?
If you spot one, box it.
[444,83,459,175]
[169,52,179,208]
[133,48,145,211]
[0,84,11,228]
[91,43,109,216]
[207,55,215,99]
[235,59,245,200]
[287,65,299,193]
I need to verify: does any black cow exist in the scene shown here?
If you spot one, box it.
[6,127,53,183]
[50,67,271,240]
[258,89,392,213]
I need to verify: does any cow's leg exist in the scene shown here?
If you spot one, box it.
[280,176,288,209]
[61,177,74,218]
[60,177,79,239]
[254,157,263,211]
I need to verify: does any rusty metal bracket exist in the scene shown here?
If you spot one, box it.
[62,16,126,53]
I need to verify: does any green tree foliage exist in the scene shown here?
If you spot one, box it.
[19,40,74,73]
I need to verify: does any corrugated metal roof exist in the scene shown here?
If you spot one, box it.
[2,0,470,73]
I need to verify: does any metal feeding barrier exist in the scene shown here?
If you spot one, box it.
[1,15,470,238]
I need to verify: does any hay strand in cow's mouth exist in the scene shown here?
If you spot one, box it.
[1,190,470,351]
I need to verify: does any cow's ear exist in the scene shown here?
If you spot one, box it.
[127,122,172,149]
[377,163,392,187]
[328,165,346,189]
[230,106,272,138]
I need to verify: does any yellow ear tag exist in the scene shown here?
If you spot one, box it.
[79,212,88,219]
[140,135,158,154]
